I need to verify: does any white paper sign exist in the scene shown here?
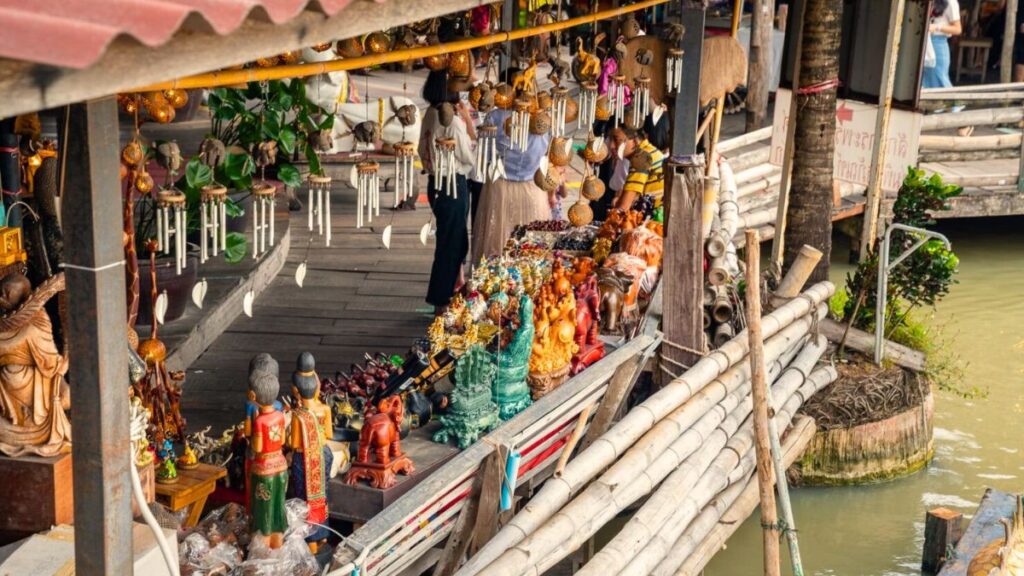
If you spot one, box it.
[770,89,922,193]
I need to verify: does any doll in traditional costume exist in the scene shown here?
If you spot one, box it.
[244,353,281,509]
[289,352,334,551]
[249,371,288,549]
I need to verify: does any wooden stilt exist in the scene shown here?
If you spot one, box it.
[468,446,508,556]
[662,162,705,370]
[921,508,963,573]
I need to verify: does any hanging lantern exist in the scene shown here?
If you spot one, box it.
[307,175,333,247]
[666,48,684,94]
[356,161,380,229]
[199,185,227,264]
[611,74,627,128]
[156,189,187,275]
[578,81,598,130]
[510,99,531,152]
[476,124,502,182]
[432,138,458,197]
[251,183,276,259]
[551,86,569,137]
[393,142,416,209]
[632,76,651,128]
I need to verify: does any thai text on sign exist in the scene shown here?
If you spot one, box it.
[770,89,922,193]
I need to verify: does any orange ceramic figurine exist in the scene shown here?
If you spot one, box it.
[344,396,414,489]
[528,261,578,398]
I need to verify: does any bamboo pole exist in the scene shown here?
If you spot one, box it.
[703,164,722,238]
[773,244,823,300]
[717,126,774,154]
[918,132,1023,151]
[921,81,1024,94]
[135,0,670,91]
[713,322,736,347]
[744,228,782,576]
[707,160,739,258]
[664,415,817,576]
[554,404,593,478]
[724,146,772,174]
[921,107,1024,130]
[457,306,830,576]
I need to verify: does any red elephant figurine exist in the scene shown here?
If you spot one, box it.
[344,395,415,489]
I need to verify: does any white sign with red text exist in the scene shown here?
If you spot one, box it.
[769,89,922,193]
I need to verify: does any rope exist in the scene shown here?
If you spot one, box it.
[60,260,125,273]
[795,78,841,95]
[761,517,798,535]
[661,338,706,357]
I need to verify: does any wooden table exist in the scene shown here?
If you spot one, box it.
[154,463,226,527]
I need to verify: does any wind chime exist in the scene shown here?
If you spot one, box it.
[578,81,598,131]
[611,74,627,128]
[307,174,333,247]
[251,182,276,259]
[632,76,651,128]
[666,48,684,93]
[156,189,187,275]
[198,184,227,264]
[393,142,416,208]
[432,138,458,197]
[476,124,500,182]
[510,99,532,152]
[356,161,380,228]
[551,86,570,137]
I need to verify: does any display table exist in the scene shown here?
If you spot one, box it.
[154,463,226,527]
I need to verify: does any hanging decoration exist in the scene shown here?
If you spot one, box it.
[355,161,380,228]
[510,99,532,152]
[307,174,333,247]
[611,73,627,128]
[476,124,500,183]
[666,48,684,94]
[393,142,416,208]
[578,82,598,131]
[156,189,187,275]
[432,138,458,197]
[198,184,227,264]
[551,86,569,137]
[632,76,651,128]
[251,183,276,259]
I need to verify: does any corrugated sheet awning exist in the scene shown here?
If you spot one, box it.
[0,0,359,69]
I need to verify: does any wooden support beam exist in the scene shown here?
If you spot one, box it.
[661,161,705,371]
[433,464,488,576]
[859,0,906,261]
[468,446,508,556]
[672,4,706,155]
[746,0,775,131]
[63,97,132,575]
[921,508,962,573]
[579,352,647,451]
[1003,0,1020,84]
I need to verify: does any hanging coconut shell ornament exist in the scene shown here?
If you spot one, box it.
[582,133,610,164]
[530,110,552,135]
[311,41,333,52]
[424,52,449,71]
[494,83,515,110]
[254,55,279,67]
[568,199,594,227]
[121,140,144,167]
[471,83,496,113]
[163,89,188,109]
[135,170,155,194]
[536,91,553,112]
[582,174,605,201]
[621,14,642,40]
[534,167,560,194]
[365,31,391,54]
[337,37,365,58]
[564,97,579,123]
[549,137,571,167]
[279,50,302,65]
[595,95,612,122]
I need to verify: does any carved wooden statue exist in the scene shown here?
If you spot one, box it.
[596,267,632,335]
[571,274,605,375]
[0,272,70,457]
[289,352,333,550]
[249,370,289,549]
[345,395,414,489]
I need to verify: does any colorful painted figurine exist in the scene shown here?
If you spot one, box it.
[289,352,333,551]
[345,395,414,489]
[0,272,70,457]
[571,274,605,375]
[155,434,178,484]
[528,261,578,398]
[434,344,500,448]
[490,294,534,420]
[244,353,281,509]
[249,370,289,549]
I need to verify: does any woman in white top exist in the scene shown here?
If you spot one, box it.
[923,0,962,88]
[418,70,476,313]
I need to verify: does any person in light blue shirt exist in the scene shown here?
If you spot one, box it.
[471,106,553,262]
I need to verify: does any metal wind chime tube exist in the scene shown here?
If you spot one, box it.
[434,138,458,197]
[476,124,498,182]
[251,182,276,259]
[666,48,684,93]
[551,86,569,137]
[632,76,651,128]
[308,174,333,246]
[356,161,380,228]
[156,189,187,275]
[511,99,531,153]
[579,81,598,130]
[612,74,626,128]
[393,142,416,209]
[199,184,227,263]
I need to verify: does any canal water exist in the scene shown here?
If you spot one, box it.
[706,216,1024,575]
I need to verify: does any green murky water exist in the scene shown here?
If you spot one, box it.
[705,217,1024,575]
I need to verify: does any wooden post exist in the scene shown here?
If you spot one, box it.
[673,3,706,155]
[1003,0,1019,84]
[746,0,776,131]
[579,352,647,450]
[743,229,782,576]
[858,0,906,261]
[468,446,507,556]
[769,0,806,273]
[433,465,487,576]
[921,508,963,573]
[63,97,133,575]
[662,161,705,370]
[1018,101,1024,193]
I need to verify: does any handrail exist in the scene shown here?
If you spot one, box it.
[874,223,951,364]
[134,0,670,92]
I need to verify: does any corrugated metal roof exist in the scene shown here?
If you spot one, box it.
[0,0,357,69]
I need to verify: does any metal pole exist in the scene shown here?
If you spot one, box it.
[64,97,133,575]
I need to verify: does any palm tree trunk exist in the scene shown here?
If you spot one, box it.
[783,0,843,283]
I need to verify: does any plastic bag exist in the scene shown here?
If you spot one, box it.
[924,34,936,68]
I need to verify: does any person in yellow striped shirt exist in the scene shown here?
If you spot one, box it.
[613,128,665,211]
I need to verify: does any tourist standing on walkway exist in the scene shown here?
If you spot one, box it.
[471,106,552,262]
[923,0,962,88]
[418,70,476,314]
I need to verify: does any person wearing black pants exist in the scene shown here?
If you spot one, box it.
[426,175,470,308]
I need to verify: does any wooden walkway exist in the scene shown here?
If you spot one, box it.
[181,171,436,434]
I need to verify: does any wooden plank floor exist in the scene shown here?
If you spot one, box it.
[182,171,437,434]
